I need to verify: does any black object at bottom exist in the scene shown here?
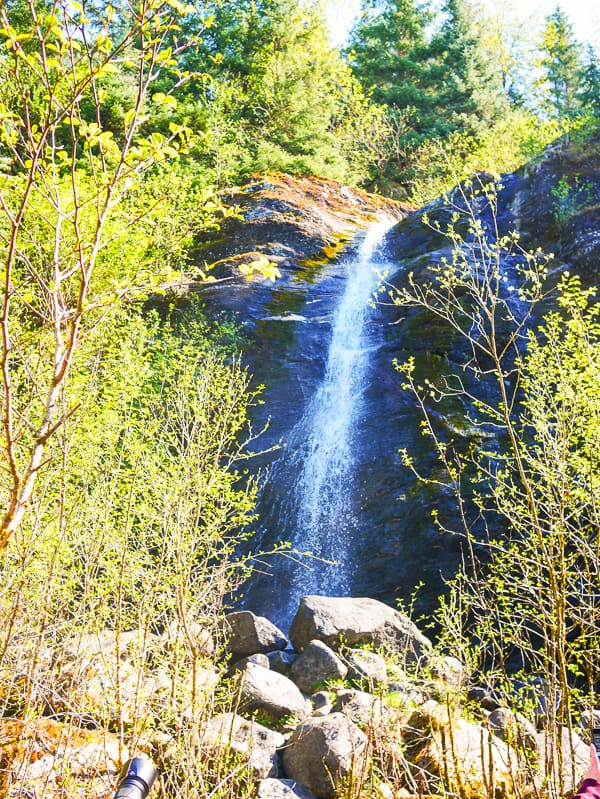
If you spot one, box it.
[113,757,159,799]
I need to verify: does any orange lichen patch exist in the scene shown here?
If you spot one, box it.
[0,718,126,798]
[237,172,411,231]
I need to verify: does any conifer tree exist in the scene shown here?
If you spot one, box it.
[348,0,432,117]
[427,0,506,135]
[578,45,600,121]
[536,6,582,117]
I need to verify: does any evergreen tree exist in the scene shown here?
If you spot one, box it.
[187,0,385,183]
[427,0,506,136]
[536,6,582,117]
[578,45,600,121]
[348,0,432,117]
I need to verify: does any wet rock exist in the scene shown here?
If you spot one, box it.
[345,649,387,687]
[201,712,285,779]
[224,611,288,658]
[239,663,311,723]
[289,640,347,694]
[289,596,432,661]
[257,778,319,799]
[0,718,125,799]
[281,713,369,799]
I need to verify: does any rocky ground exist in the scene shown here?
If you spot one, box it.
[1,595,592,799]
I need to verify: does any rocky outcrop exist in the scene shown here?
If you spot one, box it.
[196,173,409,285]
[289,596,432,661]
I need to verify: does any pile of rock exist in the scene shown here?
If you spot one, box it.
[0,595,591,799]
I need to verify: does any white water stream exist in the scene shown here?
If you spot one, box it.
[282,218,395,605]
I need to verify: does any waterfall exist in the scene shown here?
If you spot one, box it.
[255,218,394,624]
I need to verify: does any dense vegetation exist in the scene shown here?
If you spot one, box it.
[1,0,600,797]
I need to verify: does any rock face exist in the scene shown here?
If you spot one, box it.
[281,713,370,799]
[225,611,288,658]
[289,596,432,661]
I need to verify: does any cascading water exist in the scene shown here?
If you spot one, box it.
[246,218,395,627]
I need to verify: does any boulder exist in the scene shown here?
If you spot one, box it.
[536,726,589,794]
[268,650,299,674]
[289,596,431,661]
[225,611,288,658]
[311,691,333,717]
[429,655,468,687]
[257,778,319,799]
[282,713,370,799]
[289,640,347,694]
[201,712,285,779]
[333,689,387,728]
[240,663,311,723]
[467,686,501,711]
[50,629,164,728]
[229,653,271,675]
[345,649,387,686]
[487,707,538,752]
[581,709,600,730]
[405,700,521,799]
[0,718,125,799]
[157,619,215,656]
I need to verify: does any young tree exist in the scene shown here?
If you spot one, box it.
[0,0,257,548]
[536,6,582,117]
[392,182,600,795]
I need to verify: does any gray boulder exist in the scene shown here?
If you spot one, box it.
[240,663,311,723]
[268,650,299,674]
[289,596,431,660]
[290,640,347,694]
[333,689,387,727]
[311,690,333,717]
[257,778,319,799]
[201,712,285,779]
[229,653,270,675]
[488,707,538,752]
[225,611,288,658]
[345,649,387,686]
[536,726,589,794]
[429,655,468,687]
[282,713,369,799]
